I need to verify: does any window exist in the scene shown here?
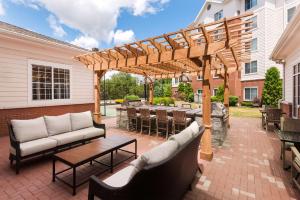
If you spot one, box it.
[214,10,223,21]
[31,62,70,101]
[245,61,258,74]
[244,87,258,101]
[197,89,203,95]
[197,75,203,80]
[213,88,218,96]
[293,64,300,117]
[251,38,257,51]
[213,74,220,79]
[288,7,296,23]
[245,0,257,11]
[174,78,179,84]
[246,16,257,31]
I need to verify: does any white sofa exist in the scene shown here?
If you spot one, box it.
[88,121,204,200]
[8,111,106,174]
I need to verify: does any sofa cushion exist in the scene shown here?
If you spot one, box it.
[103,166,138,187]
[49,131,85,146]
[11,117,48,143]
[130,156,147,171]
[10,138,57,157]
[140,140,178,166]
[44,113,72,136]
[189,121,200,137]
[70,111,93,131]
[168,126,193,147]
[72,127,105,139]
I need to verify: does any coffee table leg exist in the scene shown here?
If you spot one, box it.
[73,167,76,195]
[110,152,113,173]
[52,159,56,182]
[135,140,137,159]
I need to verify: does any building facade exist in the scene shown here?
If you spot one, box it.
[0,21,94,136]
[172,0,300,102]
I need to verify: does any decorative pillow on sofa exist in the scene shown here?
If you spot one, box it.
[131,140,178,169]
[44,113,72,136]
[11,117,48,143]
[189,121,200,136]
[168,126,194,147]
[70,111,93,131]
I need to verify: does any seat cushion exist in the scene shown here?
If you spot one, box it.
[189,121,200,137]
[72,127,105,139]
[49,131,85,146]
[44,113,72,136]
[10,138,58,157]
[11,117,48,143]
[103,166,138,187]
[140,140,178,166]
[169,126,194,147]
[70,111,93,131]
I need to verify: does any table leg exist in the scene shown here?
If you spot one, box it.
[72,167,76,196]
[110,152,113,173]
[135,140,137,159]
[52,159,56,182]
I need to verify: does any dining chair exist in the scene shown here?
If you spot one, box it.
[156,109,172,139]
[127,107,140,131]
[140,108,156,135]
[265,108,281,131]
[172,110,192,135]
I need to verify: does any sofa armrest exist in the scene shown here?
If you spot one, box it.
[88,175,122,200]
[93,121,106,137]
[7,122,21,155]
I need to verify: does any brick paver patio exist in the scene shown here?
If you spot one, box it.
[0,117,299,199]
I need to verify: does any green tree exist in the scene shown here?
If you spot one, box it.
[215,85,224,102]
[178,83,194,102]
[154,79,171,97]
[262,67,282,107]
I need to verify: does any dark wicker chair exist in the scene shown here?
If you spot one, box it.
[140,108,156,135]
[265,108,281,131]
[127,108,140,131]
[156,109,172,139]
[291,147,300,190]
[172,110,191,135]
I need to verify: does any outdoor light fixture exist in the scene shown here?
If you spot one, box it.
[179,73,192,83]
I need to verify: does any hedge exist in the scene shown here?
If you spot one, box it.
[124,95,140,101]
[153,97,175,106]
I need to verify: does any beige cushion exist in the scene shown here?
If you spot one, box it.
[70,111,93,131]
[130,156,147,170]
[49,131,84,146]
[103,166,138,187]
[72,127,105,139]
[11,117,48,143]
[189,121,200,137]
[44,113,72,136]
[169,126,193,147]
[10,138,57,156]
[140,140,178,165]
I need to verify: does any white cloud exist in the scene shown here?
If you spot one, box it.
[47,15,66,37]
[71,35,99,50]
[11,0,39,10]
[113,29,135,45]
[0,1,5,16]
[10,0,169,45]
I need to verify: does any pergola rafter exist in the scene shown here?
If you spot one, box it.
[75,12,254,161]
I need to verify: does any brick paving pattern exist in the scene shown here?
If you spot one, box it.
[0,117,299,199]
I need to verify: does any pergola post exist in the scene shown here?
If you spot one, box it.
[94,70,105,123]
[224,68,230,127]
[200,55,213,161]
[149,82,154,105]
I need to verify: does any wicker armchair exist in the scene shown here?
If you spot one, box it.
[172,110,192,134]
[127,107,140,131]
[291,147,300,190]
[156,109,172,139]
[140,108,156,135]
[265,108,281,131]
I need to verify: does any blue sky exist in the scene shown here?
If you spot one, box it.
[0,0,204,49]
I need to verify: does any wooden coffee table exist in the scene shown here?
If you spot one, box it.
[52,135,137,195]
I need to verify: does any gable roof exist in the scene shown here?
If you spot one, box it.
[0,21,88,52]
[194,0,225,23]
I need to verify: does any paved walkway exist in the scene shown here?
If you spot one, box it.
[0,117,299,199]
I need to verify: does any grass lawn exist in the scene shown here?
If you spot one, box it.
[229,106,261,118]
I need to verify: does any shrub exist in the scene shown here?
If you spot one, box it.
[178,83,194,102]
[124,95,140,101]
[211,96,220,102]
[215,85,224,102]
[229,96,238,106]
[262,67,282,106]
[115,99,124,104]
[241,101,253,107]
[188,93,194,102]
[153,97,174,106]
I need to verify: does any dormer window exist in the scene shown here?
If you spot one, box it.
[214,10,223,21]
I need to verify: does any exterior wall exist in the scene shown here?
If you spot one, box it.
[0,103,94,136]
[0,34,93,110]
[241,79,265,101]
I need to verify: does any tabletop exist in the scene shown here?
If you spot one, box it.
[276,129,300,143]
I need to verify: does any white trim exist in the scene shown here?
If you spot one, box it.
[243,86,258,101]
[197,75,203,80]
[27,59,72,106]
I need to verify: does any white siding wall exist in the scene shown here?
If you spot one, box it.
[285,48,300,102]
[0,36,93,109]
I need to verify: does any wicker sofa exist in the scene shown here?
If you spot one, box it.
[8,111,106,174]
[88,121,204,200]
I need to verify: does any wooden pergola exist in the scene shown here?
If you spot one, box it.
[75,12,253,161]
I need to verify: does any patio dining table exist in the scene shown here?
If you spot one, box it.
[275,129,300,170]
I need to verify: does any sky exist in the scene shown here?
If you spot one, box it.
[0,0,205,50]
